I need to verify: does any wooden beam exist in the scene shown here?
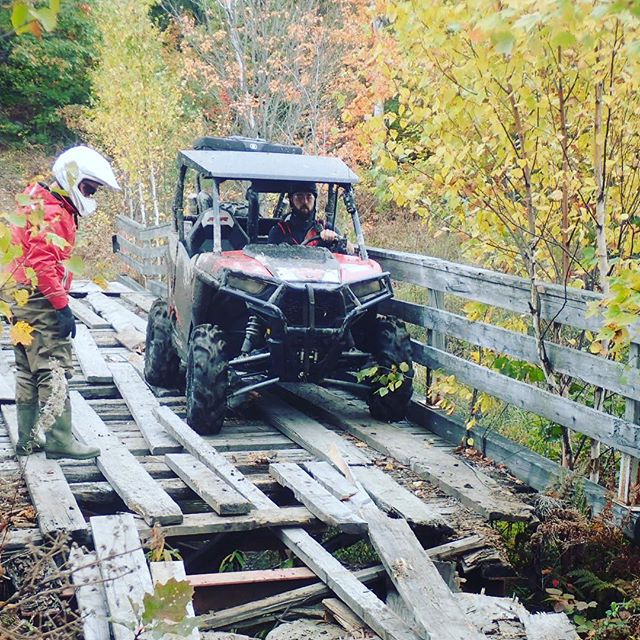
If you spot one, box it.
[155,406,422,640]
[413,340,640,458]
[73,325,113,383]
[136,506,317,538]
[86,292,148,334]
[187,567,317,588]
[115,216,171,241]
[165,453,252,515]
[257,394,371,466]
[67,297,112,330]
[279,384,532,523]
[91,513,154,640]
[70,392,182,526]
[109,363,180,454]
[364,506,483,640]
[269,463,367,534]
[1,405,87,537]
[388,299,640,401]
[68,546,111,640]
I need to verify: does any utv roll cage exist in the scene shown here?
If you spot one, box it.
[171,136,368,260]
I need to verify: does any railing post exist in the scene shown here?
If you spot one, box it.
[618,342,640,505]
[426,288,445,402]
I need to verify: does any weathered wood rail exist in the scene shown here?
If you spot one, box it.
[0,279,578,639]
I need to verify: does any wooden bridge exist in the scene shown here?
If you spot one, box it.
[2,216,636,639]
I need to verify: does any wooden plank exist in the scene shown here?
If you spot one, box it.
[91,513,153,640]
[116,248,166,277]
[165,453,252,515]
[413,340,640,458]
[149,561,200,640]
[352,465,452,531]
[109,363,180,454]
[370,247,604,332]
[116,215,171,241]
[269,463,367,534]
[87,292,147,334]
[68,547,111,640]
[1,405,87,537]
[187,567,317,588]
[258,393,370,466]
[70,391,182,526]
[136,506,317,538]
[364,506,483,640]
[200,565,386,630]
[73,325,113,383]
[1,527,44,550]
[279,384,533,523]
[71,280,134,295]
[67,297,112,330]
[323,598,374,636]
[123,292,156,314]
[426,535,485,561]
[389,299,640,401]
[115,233,167,259]
[302,460,362,501]
[155,406,421,640]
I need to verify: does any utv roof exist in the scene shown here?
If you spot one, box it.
[179,149,360,185]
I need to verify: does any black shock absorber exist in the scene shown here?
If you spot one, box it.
[241,315,263,354]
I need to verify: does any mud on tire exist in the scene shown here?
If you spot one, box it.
[186,324,228,434]
[367,317,414,422]
[144,299,180,388]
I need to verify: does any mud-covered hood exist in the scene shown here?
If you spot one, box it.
[242,244,341,283]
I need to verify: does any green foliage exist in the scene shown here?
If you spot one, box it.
[0,0,97,146]
[356,361,410,396]
[219,549,247,573]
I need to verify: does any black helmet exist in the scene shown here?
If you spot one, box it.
[288,181,318,198]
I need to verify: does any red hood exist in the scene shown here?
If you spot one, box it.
[196,248,383,284]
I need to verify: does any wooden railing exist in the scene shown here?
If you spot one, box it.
[113,217,640,533]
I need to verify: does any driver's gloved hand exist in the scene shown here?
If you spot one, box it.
[56,305,76,339]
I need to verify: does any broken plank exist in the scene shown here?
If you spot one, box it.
[187,567,316,588]
[352,465,452,532]
[302,460,362,501]
[73,325,113,383]
[323,598,378,637]
[91,513,153,640]
[165,453,252,515]
[201,565,386,630]
[1,405,87,537]
[68,547,111,640]
[87,292,147,333]
[364,506,483,640]
[68,297,111,330]
[257,393,370,466]
[281,384,532,522]
[109,362,179,454]
[425,535,485,561]
[155,406,421,640]
[70,391,182,526]
[150,561,200,640]
[136,506,316,538]
[269,463,366,534]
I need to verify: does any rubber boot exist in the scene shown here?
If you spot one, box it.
[44,399,100,460]
[15,402,44,456]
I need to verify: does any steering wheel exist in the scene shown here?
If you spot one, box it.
[301,233,347,252]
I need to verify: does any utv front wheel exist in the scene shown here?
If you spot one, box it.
[368,317,414,422]
[186,324,228,434]
[144,299,180,387]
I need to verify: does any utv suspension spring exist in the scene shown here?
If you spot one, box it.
[241,315,263,354]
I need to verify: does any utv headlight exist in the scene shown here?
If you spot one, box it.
[227,274,269,295]
[351,279,384,301]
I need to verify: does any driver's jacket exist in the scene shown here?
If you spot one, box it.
[270,217,325,246]
[9,183,78,310]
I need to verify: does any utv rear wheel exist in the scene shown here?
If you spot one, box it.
[368,317,414,422]
[144,299,180,388]
[186,324,228,434]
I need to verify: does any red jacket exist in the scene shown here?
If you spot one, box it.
[10,183,77,310]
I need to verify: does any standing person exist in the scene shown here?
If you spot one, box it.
[10,146,120,458]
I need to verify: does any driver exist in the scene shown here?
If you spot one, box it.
[268,182,351,251]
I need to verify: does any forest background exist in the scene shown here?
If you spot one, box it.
[4,1,640,637]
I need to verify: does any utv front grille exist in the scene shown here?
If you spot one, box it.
[279,287,345,328]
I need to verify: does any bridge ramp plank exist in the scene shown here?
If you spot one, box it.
[68,297,111,329]
[73,325,113,383]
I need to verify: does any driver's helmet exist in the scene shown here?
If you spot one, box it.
[52,145,120,217]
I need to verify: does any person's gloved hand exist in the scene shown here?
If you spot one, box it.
[56,305,76,339]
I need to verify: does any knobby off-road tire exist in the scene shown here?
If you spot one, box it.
[144,299,180,388]
[186,324,228,434]
[367,317,414,422]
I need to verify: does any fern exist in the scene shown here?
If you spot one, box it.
[568,568,625,597]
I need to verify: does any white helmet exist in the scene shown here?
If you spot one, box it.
[52,145,120,217]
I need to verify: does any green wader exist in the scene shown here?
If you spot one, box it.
[12,295,99,459]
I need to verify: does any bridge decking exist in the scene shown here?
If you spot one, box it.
[0,282,578,639]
